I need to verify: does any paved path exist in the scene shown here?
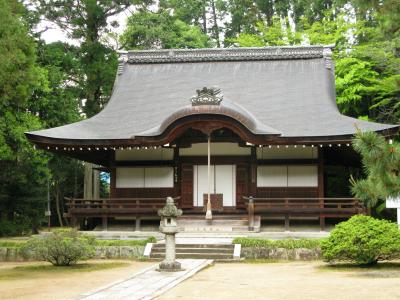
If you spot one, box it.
[78,259,213,300]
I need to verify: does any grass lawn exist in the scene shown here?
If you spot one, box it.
[0,260,154,300]
[0,261,129,281]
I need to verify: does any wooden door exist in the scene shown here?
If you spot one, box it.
[181,164,194,208]
[236,164,249,208]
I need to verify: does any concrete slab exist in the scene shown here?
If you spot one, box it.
[78,259,213,300]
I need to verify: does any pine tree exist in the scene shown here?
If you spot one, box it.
[350,130,400,208]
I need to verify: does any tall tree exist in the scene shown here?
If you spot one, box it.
[34,0,136,117]
[0,0,49,235]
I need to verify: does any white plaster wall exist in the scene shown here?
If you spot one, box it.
[115,148,174,161]
[180,143,251,156]
[287,165,318,187]
[115,167,174,188]
[256,146,318,159]
[116,168,145,188]
[257,166,287,187]
[257,165,318,187]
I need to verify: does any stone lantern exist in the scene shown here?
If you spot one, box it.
[157,197,183,272]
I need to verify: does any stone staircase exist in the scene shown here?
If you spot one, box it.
[150,243,236,260]
[177,215,260,232]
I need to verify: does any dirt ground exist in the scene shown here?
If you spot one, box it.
[158,261,400,300]
[0,260,153,300]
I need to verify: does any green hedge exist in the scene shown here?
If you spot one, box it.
[232,238,321,249]
[95,237,156,247]
[0,237,156,249]
[0,241,27,248]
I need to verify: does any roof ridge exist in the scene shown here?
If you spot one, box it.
[118,45,334,65]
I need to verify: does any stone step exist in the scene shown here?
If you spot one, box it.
[150,253,234,260]
[153,244,234,249]
[151,248,233,254]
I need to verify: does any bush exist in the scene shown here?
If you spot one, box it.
[321,215,400,265]
[232,238,321,249]
[24,229,96,266]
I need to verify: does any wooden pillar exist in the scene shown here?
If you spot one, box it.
[173,147,180,203]
[205,135,212,220]
[135,217,141,231]
[250,146,257,196]
[248,196,255,231]
[320,216,325,231]
[93,166,100,199]
[317,147,325,198]
[284,214,290,231]
[102,217,107,230]
[84,163,93,200]
[318,147,325,230]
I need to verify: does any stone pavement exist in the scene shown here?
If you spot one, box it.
[78,259,213,300]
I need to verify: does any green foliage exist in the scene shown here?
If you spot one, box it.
[321,215,400,265]
[0,216,32,237]
[350,130,400,208]
[24,229,96,266]
[0,240,26,248]
[34,0,126,117]
[121,10,211,50]
[0,0,50,233]
[95,236,156,247]
[232,238,321,249]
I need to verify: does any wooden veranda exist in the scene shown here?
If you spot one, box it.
[65,196,366,231]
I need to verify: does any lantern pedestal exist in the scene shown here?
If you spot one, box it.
[157,197,183,272]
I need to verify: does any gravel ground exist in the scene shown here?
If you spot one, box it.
[0,260,153,300]
[157,261,400,300]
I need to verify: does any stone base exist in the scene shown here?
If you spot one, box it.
[157,261,182,272]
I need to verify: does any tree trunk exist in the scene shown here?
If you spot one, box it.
[202,0,207,34]
[210,0,220,47]
[55,181,64,227]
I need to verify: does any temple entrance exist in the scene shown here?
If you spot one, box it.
[193,165,236,207]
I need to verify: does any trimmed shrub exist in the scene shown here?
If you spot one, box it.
[232,238,321,260]
[321,215,400,265]
[232,238,321,249]
[95,236,156,247]
[24,229,96,266]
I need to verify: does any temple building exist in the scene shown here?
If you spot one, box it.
[26,46,399,231]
